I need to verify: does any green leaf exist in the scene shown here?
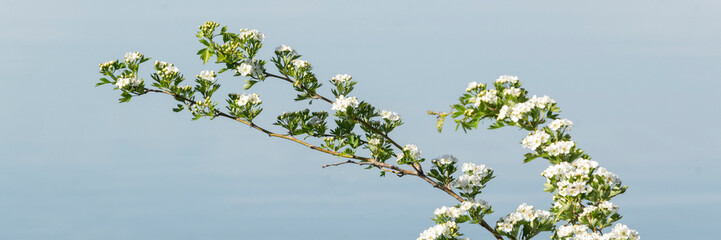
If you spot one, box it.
[523,152,540,163]
[172,104,184,112]
[199,38,211,47]
[118,91,132,103]
[197,48,212,64]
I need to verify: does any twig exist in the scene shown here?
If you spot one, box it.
[322,160,357,168]
[143,86,503,240]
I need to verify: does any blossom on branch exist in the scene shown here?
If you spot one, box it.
[331,95,359,112]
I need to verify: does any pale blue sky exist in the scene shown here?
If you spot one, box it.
[1,0,720,239]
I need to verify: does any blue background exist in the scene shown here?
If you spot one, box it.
[1,1,719,239]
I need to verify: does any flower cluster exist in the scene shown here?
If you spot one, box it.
[550,118,574,131]
[292,59,309,69]
[331,95,359,112]
[332,74,352,83]
[236,93,261,106]
[417,221,458,240]
[115,76,141,89]
[543,140,575,156]
[502,87,522,97]
[274,44,297,54]
[434,155,457,165]
[198,21,219,37]
[581,201,618,216]
[607,223,641,240]
[542,158,600,197]
[434,206,464,219]
[124,52,141,63]
[473,89,498,106]
[432,199,489,221]
[380,110,401,121]
[236,59,264,77]
[556,223,639,240]
[99,60,116,71]
[396,144,421,162]
[198,70,215,81]
[238,28,265,42]
[460,199,489,212]
[594,167,622,186]
[496,75,519,84]
[155,61,179,78]
[453,163,492,193]
[497,95,557,122]
[496,203,552,233]
[522,130,551,150]
[466,81,484,92]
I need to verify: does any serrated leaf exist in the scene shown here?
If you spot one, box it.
[199,39,211,47]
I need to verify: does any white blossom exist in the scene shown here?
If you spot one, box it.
[162,65,179,76]
[368,138,381,145]
[556,225,575,237]
[435,155,457,165]
[403,144,421,159]
[274,44,296,54]
[581,205,598,216]
[558,181,590,197]
[380,110,401,121]
[543,140,575,156]
[497,203,550,235]
[521,130,551,150]
[417,221,457,240]
[434,206,464,218]
[237,62,253,76]
[154,61,179,78]
[516,203,535,221]
[460,199,488,211]
[594,167,622,185]
[497,105,512,120]
[239,28,264,42]
[237,93,261,106]
[198,70,215,81]
[535,209,551,219]
[292,59,309,68]
[606,223,640,240]
[599,201,618,212]
[541,162,573,180]
[454,163,492,192]
[550,118,574,131]
[331,95,359,112]
[497,221,514,233]
[510,101,533,122]
[466,81,483,92]
[572,158,599,175]
[474,89,498,106]
[462,163,491,177]
[115,77,141,89]
[502,87,522,97]
[455,174,482,192]
[496,75,519,84]
[528,95,555,108]
[332,74,352,83]
[124,52,141,62]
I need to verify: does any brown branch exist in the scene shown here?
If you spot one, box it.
[264,72,418,172]
[143,87,502,240]
[322,159,406,176]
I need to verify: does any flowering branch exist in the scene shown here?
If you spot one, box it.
[264,72,407,153]
[97,21,639,240]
